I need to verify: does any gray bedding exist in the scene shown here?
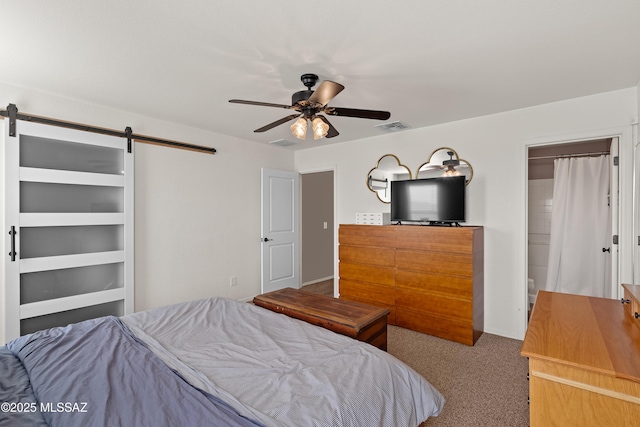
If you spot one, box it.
[122,297,445,427]
[0,346,47,426]
[1,296,444,427]
[4,316,264,427]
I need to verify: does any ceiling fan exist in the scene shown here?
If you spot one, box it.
[228,73,391,140]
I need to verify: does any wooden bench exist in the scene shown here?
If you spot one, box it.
[253,287,390,351]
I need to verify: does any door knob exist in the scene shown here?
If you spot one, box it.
[602,247,610,253]
[262,237,272,242]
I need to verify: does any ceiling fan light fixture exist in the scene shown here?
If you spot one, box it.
[441,151,462,176]
[442,164,463,176]
[442,151,460,167]
[290,117,307,140]
[312,117,329,140]
[230,73,390,141]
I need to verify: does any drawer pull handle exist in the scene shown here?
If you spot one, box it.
[635,312,640,319]
[622,298,631,304]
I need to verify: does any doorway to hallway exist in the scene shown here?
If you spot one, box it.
[300,169,335,297]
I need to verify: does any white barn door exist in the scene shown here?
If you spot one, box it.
[261,168,300,293]
[4,119,134,340]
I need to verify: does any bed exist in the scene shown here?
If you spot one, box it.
[0,296,444,426]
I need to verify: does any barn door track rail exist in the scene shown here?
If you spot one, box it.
[0,103,216,155]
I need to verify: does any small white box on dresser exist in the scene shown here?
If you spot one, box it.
[356,212,391,225]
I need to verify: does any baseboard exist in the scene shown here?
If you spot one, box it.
[301,276,334,287]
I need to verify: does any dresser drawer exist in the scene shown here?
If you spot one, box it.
[339,279,395,306]
[339,225,395,247]
[395,288,472,321]
[395,226,476,254]
[339,245,395,267]
[395,269,473,299]
[623,287,635,318]
[396,249,474,277]
[396,308,474,345]
[623,286,640,324]
[339,262,395,286]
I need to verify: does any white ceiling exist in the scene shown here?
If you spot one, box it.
[2,1,640,150]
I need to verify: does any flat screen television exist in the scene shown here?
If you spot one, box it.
[390,176,466,225]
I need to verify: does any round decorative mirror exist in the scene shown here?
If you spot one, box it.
[416,147,473,185]
[367,154,412,203]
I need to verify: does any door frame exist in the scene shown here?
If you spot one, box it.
[521,125,633,338]
[298,165,338,297]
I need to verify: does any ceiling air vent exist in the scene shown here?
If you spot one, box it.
[374,121,410,132]
[269,139,298,147]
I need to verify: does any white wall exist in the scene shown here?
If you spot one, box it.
[0,82,295,343]
[295,87,638,340]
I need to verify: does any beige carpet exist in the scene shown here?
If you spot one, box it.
[389,326,529,426]
[302,280,530,426]
[301,279,334,296]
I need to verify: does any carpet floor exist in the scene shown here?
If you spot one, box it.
[388,326,530,426]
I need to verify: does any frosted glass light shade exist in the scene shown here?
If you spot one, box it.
[290,118,307,140]
[442,165,462,176]
[312,117,329,140]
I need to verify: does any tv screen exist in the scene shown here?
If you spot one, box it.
[390,176,466,224]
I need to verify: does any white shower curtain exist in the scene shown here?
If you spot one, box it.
[545,155,611,298]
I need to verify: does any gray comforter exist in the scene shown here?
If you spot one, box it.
[1,296,444,427]
[122,297,445,427]
[3,316,263,427]
[0,346,47,426]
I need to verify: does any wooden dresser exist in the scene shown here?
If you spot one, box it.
[338,224,484,345]
[521,289,640,426]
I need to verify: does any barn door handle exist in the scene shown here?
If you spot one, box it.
[8,226,16,262]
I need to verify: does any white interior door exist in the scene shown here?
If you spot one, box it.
[261,168,300,293]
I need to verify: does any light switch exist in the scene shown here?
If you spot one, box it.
[323,221,328,229]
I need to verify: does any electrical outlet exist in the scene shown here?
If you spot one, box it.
[229,276,237,287]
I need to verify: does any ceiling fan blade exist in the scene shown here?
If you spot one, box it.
[307,81,345,107]
[325,107,390,120]
[317,116,339,138]
[254,114,301,133]
[229,99,293,109]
